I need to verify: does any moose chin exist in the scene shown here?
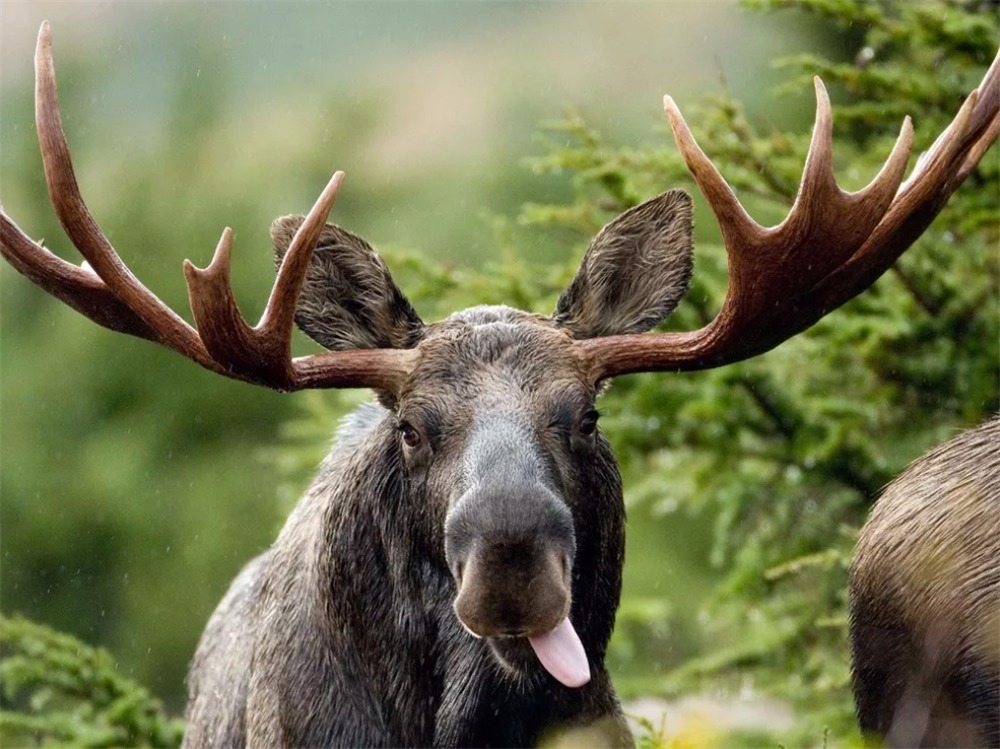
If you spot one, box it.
[3,20,998,749]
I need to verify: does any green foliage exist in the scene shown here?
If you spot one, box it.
[0,615,184,747]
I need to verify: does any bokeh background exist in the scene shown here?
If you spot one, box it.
[2,1,996,746]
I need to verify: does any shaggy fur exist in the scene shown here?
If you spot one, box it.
[849,416,1000,748]
[185,198,696,748]
[554,189,694,338]
[271,217,424,350]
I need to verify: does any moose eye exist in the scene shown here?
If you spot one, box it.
[579,409,600,437]
[398,421,422,449]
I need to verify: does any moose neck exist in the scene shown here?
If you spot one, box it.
[286,401,628,745]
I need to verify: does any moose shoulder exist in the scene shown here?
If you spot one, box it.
[2,22,998,749]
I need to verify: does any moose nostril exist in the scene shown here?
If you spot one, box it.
[452,542,572,643]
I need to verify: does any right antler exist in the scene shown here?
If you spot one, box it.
[581,52,1000,380]
[0,22,414,393]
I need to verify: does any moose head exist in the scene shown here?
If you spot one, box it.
[2,21,998,748]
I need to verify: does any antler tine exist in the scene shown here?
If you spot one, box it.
[181,228,259,371]
[957,107,1000,183]
[583,53,998,380]
[903,89,977,192]
[662,95,760,248]
[963,48,1000,145]
[33,21,212,365]
[261,171,344,338]
[183,172,346,389]
[0,211,161,341]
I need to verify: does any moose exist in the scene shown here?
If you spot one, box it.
[850,416,999,749]
[2,21,998,749]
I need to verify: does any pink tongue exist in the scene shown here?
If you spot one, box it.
[527,618,591,688]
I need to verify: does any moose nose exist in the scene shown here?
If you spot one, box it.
[451,540,571,640]
[443,436,577,640]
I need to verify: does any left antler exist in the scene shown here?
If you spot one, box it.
[582,52,1000,380]
[0,22,415,393]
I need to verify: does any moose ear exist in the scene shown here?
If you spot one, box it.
[271,216,424,351]
[554,189,694,339]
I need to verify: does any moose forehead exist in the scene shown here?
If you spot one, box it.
[401,305,592,409]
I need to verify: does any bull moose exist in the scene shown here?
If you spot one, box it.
[2,21,998,749]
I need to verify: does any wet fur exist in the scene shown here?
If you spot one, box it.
[554,190,693,338]
[849,416,1000,748]
[185,198,695,748]
[271,217,423,350]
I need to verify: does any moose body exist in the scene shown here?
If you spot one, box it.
[183,307,634,747]
[849,417,1000,748]
[3,22,998,749]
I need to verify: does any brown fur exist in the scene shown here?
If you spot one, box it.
[554,189,693,338]
[272,217,424,350]
[849,416,1000,748]
[184,196,695,748]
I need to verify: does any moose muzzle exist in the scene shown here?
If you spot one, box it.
[444,475,590,688]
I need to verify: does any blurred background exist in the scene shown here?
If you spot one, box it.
[1,1,996,746]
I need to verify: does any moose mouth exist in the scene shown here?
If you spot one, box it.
[486,617,591,688]
[444,476,588,687]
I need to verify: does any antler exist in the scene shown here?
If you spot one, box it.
[582,51,1000,380]
[0,23,414,392]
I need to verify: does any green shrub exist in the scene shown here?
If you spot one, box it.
[0,615,184,748]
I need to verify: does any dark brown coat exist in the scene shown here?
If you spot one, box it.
[183,191,695,748]
[850,417,999,748]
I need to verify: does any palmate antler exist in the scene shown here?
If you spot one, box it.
[581,53,1000,380]
[0,22,413,392]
